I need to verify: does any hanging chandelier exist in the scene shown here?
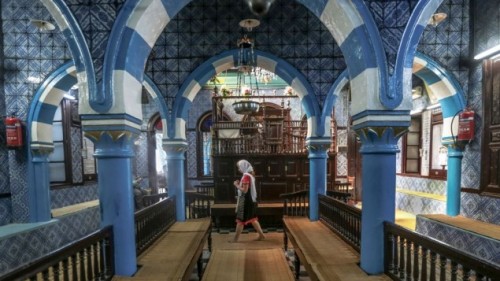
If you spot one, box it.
[232,19,261,115]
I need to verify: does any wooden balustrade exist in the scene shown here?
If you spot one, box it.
[319,194,361,252]
[195,184,215,197]
[135,196,176,255]
[384,222,500,280]
[0,226,114,281]
[326,190,351,203]
[142,192,169,208]
[185,192,215,219]
[280,190,309,217]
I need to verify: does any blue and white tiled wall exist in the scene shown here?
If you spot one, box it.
[396,192,446,215]
[0,0,497,274]
[416,216,500,265]
[396,173,447,215]
[50,184,98,209]
[396,176,446,196]
[335,89,349,177]
[0,206,100,276]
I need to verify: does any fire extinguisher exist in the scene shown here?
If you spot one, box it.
[5,113,24,148]
[457,108,475,142]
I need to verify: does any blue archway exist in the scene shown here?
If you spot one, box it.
[413,52,466,143]
[169,49,319,140]
[99,0,388,131]
[39,0,104,112]
[26,61,168,223]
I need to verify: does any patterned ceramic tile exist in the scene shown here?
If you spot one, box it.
[0,0,499,275]
[70,127,83,184]
[0,207,100,276]
[461,193,500,225]
[0,199,12,225]
[396,192,445,215]
[50,183,98,209]
[416,216,500,265]
[396,176,446,195]
[336,153,347,177]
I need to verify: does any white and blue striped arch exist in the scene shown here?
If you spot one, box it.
[413,52,465,144]
[39,0,106,112]
[170,49,319,140]
[390,0,444,114]
[102,0,388,132]
[322,53,465,143]
[28,62,168,152]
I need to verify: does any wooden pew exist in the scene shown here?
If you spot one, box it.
[202,248,294,281]
[114,218,212,281]
[283,217,390,281]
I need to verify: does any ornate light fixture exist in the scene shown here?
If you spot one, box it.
[29,19,56,31]
[232,19,261,115]
[244,0,275,16]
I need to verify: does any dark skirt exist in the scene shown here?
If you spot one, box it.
[235,191,257,225]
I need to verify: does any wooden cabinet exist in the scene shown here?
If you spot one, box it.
[213,154,336,203]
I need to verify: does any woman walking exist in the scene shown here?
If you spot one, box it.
[230,159,266,242]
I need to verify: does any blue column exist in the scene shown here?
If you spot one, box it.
[446,145,463,216]
[164,141,188,222]
[91,131,137,277]
[28,150,52,222]
[358,127,405,274]
[306,138,330,221]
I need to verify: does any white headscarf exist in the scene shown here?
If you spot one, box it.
[237,159,257,202]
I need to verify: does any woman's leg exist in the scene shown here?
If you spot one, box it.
[231,223,244,242]
[251,220,265,240]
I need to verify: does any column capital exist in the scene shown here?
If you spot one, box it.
[305,137,331,158]
[163,139,188,159]
[84,130,137,158]
[445,144,464,158]
[356,126,407,154]
[31,147,53,158]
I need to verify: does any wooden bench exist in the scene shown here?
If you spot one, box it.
[202,248,294,281]
[211,203,285,230]
[283,217,390,281]
[114,218,212,281]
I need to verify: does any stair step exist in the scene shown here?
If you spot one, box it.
[396,188,446,202]
[396,189,446,215]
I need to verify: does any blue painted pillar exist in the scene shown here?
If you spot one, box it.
[164,140,188,221]
[358,127,405,274]
[28,150,52,222]
[306,137,330,221]
[446,145,463,216]
[91,132,137,277]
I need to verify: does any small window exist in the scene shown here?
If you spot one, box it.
[197,113,213,177]
[429,113,447,179]
[49,98,96,185]
[402,116,422,174]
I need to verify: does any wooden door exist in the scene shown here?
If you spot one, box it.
[481,58,500,196]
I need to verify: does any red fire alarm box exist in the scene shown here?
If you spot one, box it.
[457,109,475,142]
[5,115,24,148]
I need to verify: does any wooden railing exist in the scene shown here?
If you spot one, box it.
[326,190,351,203]
[185,191,215,219]
[319,194,361,252]
[280,190,309,216]
[384,222,500,281]
[142,192,168,208]
[195,184,215,197]
[135,196,176,255]
[0,226,114,281]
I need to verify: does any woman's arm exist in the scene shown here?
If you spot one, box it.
[234,175,250,193]
[239,182,249,193]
